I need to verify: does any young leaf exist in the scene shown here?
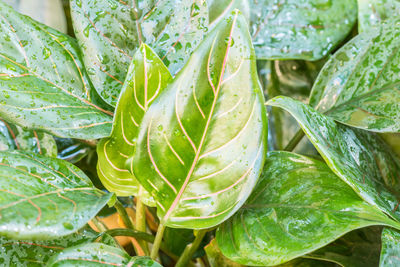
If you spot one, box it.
[70,0,208,106]
[0,226,98,267]
[249,0,357,60]
[97,44,171,201]
[216,151,399,266]
[310,19,400,132]
[358,0,400,32]
[380,228,400,266]
[0,118,57,157]
[46,243,162,266]
[132,10,268,228]
[267,96,400,222]
[0,2,113,139]
[208,0,250,26]
[0,150,112,240]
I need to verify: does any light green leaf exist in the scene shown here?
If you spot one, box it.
[46,243,162,266]
[0,150,112,240]
[132,11,268,229]
[217,151,399,266]
[70,0,208,106]
[97,44,171,201]
[380,228,400,267]
[0,2,113,139]
[309,19,400,132]
[358,0,400,32]
[0,226,98,267]
[205,239,245,267]
[207,0,249,26]
[267,96,400,222]
[0,118,57,157]
[249,0,357,60]
[381,133,400,158]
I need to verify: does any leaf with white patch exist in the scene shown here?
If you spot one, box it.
[132,10,268,229]
[97,44,171,202]
[380,228,400,267]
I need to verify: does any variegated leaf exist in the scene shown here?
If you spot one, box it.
[97,44,171,203]
[0,2,113,139]
[70,0,208,106]
[132,11,268,228]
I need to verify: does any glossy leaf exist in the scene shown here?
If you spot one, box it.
[97,44,171,201]
[70,0,208,106]
[381,133,400,158]
[217,151,398,266]
[358,0,400,32]
[132,11,268,228]
[46,243,162,266]
[0,150,112,240]
[249,0,357,60]
[56,138,92,164]
[310,19,400,132]
[0,226,98,267]
[380,228,400,267]
[205,239,245,267]
[208,0,249,26]
[0,2,113,139]
[267,96,400,222]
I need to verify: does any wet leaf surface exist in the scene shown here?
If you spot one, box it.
[380,228,400,267]
[358,0,400,32]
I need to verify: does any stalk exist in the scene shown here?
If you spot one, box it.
[136,187,149,255]
[284,129,305,152]
[175,229,208,267]
[151,224,166,260]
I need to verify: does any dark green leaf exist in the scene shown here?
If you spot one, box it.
[0,150,112,240]
[306,227,382,267]
[205,239,245,267]
[380,228,400,267]
[267,96,400,222]
[217,151,398,266]
[97,44,171,201]
[358,0,400,32]
[46,243,162,266]
[132,11,268,228]
[56,138,92,164]
[0,2,113,139]
[208,0,249,26]
[309,19,400,132]
[164,227,195,256]
[249,0,357,60]
[0,226,98,267]
[70,0,208,106]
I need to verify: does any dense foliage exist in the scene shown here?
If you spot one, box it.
[0,0,400,266]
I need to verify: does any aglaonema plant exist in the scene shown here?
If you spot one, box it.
[1,0,400,266]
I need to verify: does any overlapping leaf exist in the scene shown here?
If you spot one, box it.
[267,96,400,222]
[217,151,399,266]
[249,0,357,60]
[46,243,162,266]
[132,11,268,228]
[0,2,113,139]
[380,228,400,267]
[0,227,98,267]
[0,150,112,240]
[358,0,400,32]
[70,0,208,106]
[310,18,400,132]
[97,44,171,201]
[207,0,249,26]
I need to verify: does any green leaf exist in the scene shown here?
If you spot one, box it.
[97,44,171,201]
[207,0,249,26]
[56,138,92,164]
[306,227,382,267]
[358,0,400,32]
[131,10,268,228]
[205,239,245,267]
[309,19,400,133]
[267,96,400,222]
[0,226,98,267]
[249,0,357,60]
[70,0,208,106]
[0,150,112,240]
[46,243,162,266]
[380,228,400,267]
[0,2,113,139]
[381,133,400,158]
[217,151,398,266]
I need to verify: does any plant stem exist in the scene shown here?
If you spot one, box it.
[175,229,208,267]
[136,187,149,255]
[91,216,107,232]
[115,200,135,230]
[151,223,166,260]
[284,129,305,152]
